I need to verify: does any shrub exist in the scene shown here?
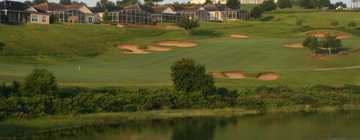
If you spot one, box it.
[177,18,199,35]
[260,0,277,11]
[321,35,342,55]
[171,58,215,93]
[277,0,292,9]
[251,6,264,19]
[23,69,58,96]
[348,22,357,28]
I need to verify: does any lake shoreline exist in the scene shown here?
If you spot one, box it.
[2,105,360,138]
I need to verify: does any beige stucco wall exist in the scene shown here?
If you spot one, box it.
[30,14,50,24]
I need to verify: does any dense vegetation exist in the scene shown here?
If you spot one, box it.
[303,35,343,55]
[1,63,360,120]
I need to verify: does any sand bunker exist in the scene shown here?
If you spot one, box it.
[118,44,149,54]
[211,72,227,79]
[307,31,329,38]
[307,31,352,40]
[156,40,197,48]
[285,43,304,48]
[229,34,249,39]
[336,34,352,40]
[257,72,279,81]
[146,45,172,52]
[224,71,246,79]
[211,71,246,79]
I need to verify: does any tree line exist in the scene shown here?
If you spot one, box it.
[1,58,360,120]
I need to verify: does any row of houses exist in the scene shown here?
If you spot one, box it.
[0,0,98,25]
[0,0,248,25]
[108,4,249,25]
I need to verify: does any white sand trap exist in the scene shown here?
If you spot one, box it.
[229,34,249,39]
[146,45,172,52]
[118,44,149,54]
[308,31,329,38]
[224,71,246,79]
[211,72,226,79]
[156,40,197,48]
[336,34,352,40]
[257,72,279,81]
[285,43,304,48]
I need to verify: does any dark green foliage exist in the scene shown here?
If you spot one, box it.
[348,22,357,28]
[102,10,109,24]
[303,36,319,49]
[59,0,72,5]
[226,0,240,9]
[329,2,347,9]
[321,35,342,55]
[171,58,215,93]
[177,18,200,34]
[23,69,58,96]
[303,35,342,55]
[277,0,292,9]
[260,0,277,11]
[250,6,264,18]
[299,0,317,9]
[32,0,47,4]
[205,0,213,4]
[0,84,359,119]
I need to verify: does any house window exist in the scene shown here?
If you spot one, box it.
[88,17,93,23]
[32,15,38,22]
[42,16,47,22]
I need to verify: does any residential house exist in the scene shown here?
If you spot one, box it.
[33,2,66,23]
[0,0,49,24]
[34,2,95,24]
[191,0,275,5]
[109,4,154,25]
[63,4,95,23]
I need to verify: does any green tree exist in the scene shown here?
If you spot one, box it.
[177,18,200,35]
[171,58,215,93]
[277,0,292,9]
[23,69,58,95]
[321,35,342,55]
[316,0,331,8]
[59,0,72,5]
[260,0,277,11]
[205,0,213,4]
[32,0,48,4]
[226,0,240,9]
[303,36,320,54]
[299,0,316,9]
[102,10,109,24]
[250,6,264,18]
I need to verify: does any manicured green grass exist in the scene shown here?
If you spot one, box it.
[1,11,360,88]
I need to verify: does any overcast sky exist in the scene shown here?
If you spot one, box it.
[11,0,352,7]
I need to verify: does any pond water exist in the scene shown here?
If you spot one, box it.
[19,111,360,140]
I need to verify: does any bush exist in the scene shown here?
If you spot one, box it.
[251,6,264,19]
[177,18,199,35]
[260,0,277,11]
[348,22,357,28]
[303,36,320,51]
[23,69,58,96]
[171,58,215,93]
[277,0,292,9]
